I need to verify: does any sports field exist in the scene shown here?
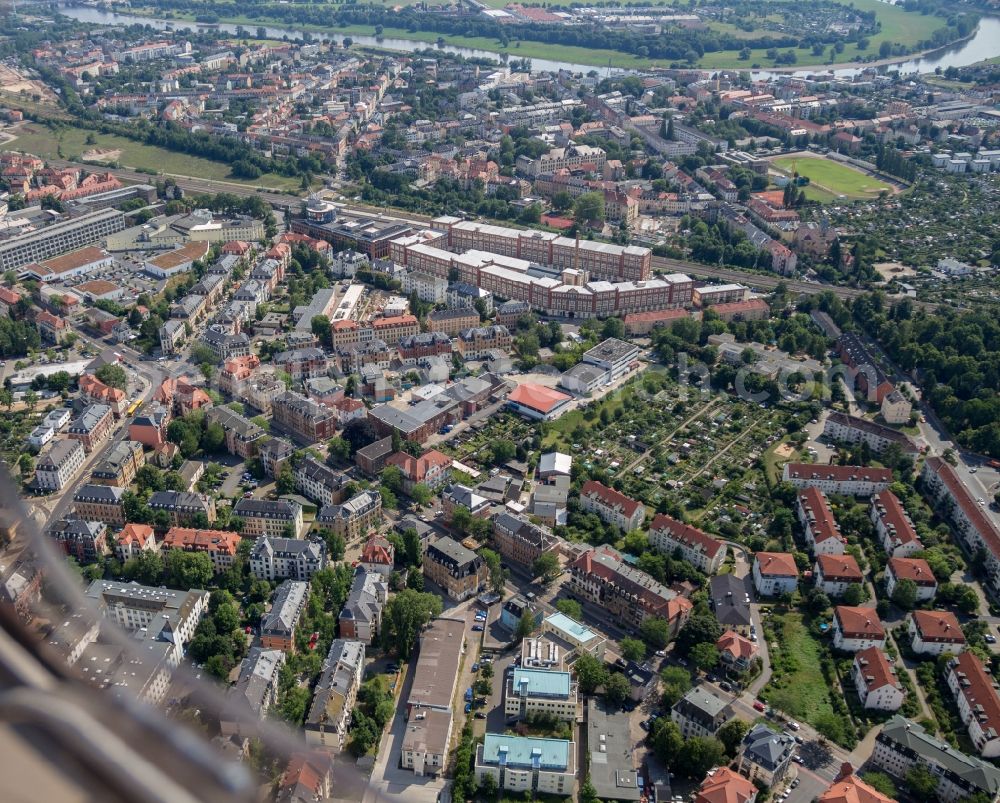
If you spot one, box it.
[771,155,893,202]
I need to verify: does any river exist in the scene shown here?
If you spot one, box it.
[59,5,1000,78]
[58,5,620,76]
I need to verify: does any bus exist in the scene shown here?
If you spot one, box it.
[126,400,142,417]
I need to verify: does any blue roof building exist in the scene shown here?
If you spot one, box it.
[475,734,576,796]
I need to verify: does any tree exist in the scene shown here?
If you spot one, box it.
[891,578,918,610]
[380,465,404,494]
[604,672,631,709]
[491,439,516,465]
[639,616,672,651]
[660,666,692,708]
[574,192,605,226]
[381,589,443,658]
[807,588,832,614]
[123,550,164,585]
[478,772,498,800]
[164,549,213,590]
[675,615,723,656]
[619,637,646,663]
[691,643,720,674]
[574,653,609,695]
[905,764,938,802]
[276,465,295,495]
[843,583,865,606]
[95,363,128,390]
[410,484,432,507]
[480,548,506,595]
[650,719,683,766]
[717,719,750,757]
[202,421,226,453]
[860,773,897,799]
[531,552,560,583]
[556,598,583,621]
[515,610,537,640]
[311,315,332,349]
[328,436,351,462]
[677,737,726,779]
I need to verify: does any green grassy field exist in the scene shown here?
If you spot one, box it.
[772,156,892,201]
[8,124,303,190]
[762,612,837,725]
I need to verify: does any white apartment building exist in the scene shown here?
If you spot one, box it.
[852,647,905,712]
[649,514,726,574]
[249,537,327,582]
[833,606,886,653]
[34,439,86,491]
[579,480,645,532]
[752,552,798,597]
[797,487,845,556]
[475,734,575,797]
[870,490,923,557]
[908,610,966,656]
[782,463,893,497]
[504,668,579,722]
[947,652,1000,757]
[885,557,937,602]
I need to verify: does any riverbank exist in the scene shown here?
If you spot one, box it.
[85,2,983,74]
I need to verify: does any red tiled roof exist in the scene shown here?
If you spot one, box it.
[911,609,965,643]
[887,557,936,587]
[853,646,901,694]
[650,513,724,558]
[581,480,643,519]
[508,383,571,414]
[754,551,797,577]
[835,606,885,639]
[717,630,757,662]
[711,298,770,316]
[871,490,920,547]
[118,523,155,548]
[815,553,863,582]
[386,449,451,483]
[623,308,689,325]
[372,314,418,329]
[799,487,844,547]
[785,463,893,485]
[819,773,895,803]
[162,527,241,556]
[695,767,757,803]
[361,534,393,566]
[925,456,1000,560]
[948,652,1000,740]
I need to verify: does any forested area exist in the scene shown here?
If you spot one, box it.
[856,296,1000,457]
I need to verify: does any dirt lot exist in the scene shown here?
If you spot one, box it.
[80,147,123,163]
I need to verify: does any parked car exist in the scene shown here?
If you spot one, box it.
[753,700,766,712]
[472,625,483,632]
[474,712,486,719]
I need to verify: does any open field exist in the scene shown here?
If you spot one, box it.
[762,611,837,725]
[771,155,893,202]
[7,124,303,191]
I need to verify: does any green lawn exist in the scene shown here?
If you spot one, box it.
[8,124,303,191]
[772,156,892,201]
[542,388,629,449]
[761,612,837,724]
